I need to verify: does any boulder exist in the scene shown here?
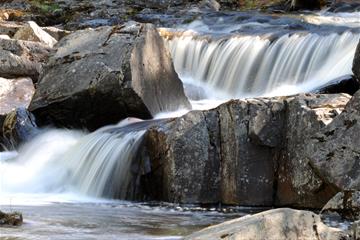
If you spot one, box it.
[29,22,190,130]
[276,94,350,208]
[185,208,348,240]
[144,110,221,203]
[306,90,360,191]
[321,191,360,221]
[143,94,350,207]
[2,108,39,149]
[14,21,57,47]
[0,38,51,81]
[218,98,284,206]
[0,77,35,115]
[353,40,360,82]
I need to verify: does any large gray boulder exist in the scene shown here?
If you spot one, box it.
[142,94,350,207]
[185,208,348,240]
[29,22,190,130]
[306,90,360,191]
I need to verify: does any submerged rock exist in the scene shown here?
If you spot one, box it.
[143,93,350,207]
[0,211,23,226]
[30,22,190,130]
[185,208,348,240]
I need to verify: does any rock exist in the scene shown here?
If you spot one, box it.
[352,221,360,240]
[290,0,323,10]
[0,35,10,39]
[0,38,51,80]
[321,191,360,221]
[276,94,350,208]
[317,77,360,95]
[29,22,190,130]
[185,208,348,240]
[0,211,23,226]
[144,110,221,203]
[0,77,35,115]
[42,26,71,41]
[199,0,221,11]
[143,94,350,207]
[0,21,23,37]
[218,98,284,206]
[2,108,39,149]
[14,21,57,47]
[353,40,360,82]
[306,90,360,191]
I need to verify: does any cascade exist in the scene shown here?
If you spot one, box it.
[166,31,360,99]
[0,119,149,200]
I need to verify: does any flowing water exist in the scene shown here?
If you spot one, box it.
[1,9,360,240]
[164,11,360,100]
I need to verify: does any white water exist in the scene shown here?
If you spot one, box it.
[166,30,360,99]
[0,120,147,204]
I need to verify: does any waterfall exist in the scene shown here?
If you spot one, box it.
[166,31,360,99]
[0,119,148,200]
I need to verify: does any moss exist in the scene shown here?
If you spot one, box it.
[28,0,61,14]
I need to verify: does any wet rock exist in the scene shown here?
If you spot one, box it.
[30,22,190,130]
[290,0,323,10]
[0,77,35,115]
[321,191,360,221]
[14,21,57,47]
[2,108,38,149]
[0,38,51,81]
[143,94,350,207]
[144,110,221,203]
[353,40,360,82]
[0,211,23,226]
[306,90,360,191]
[185,208,348,240]
[317,77,360,95]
